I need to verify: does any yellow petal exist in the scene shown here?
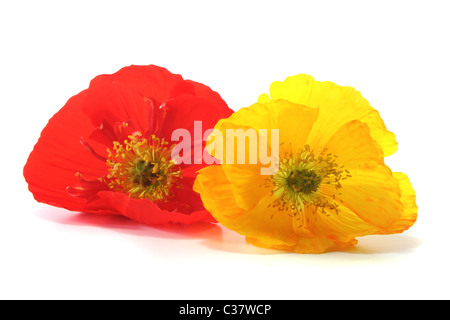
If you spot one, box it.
[247,235,356,254]
[376,172,418,234]
[193,165,243,219]
[194,165,299,247]
[305,172,418,240]
[206,119,271,210]
[324,120,403,228]
[304,202,379,242]
[265,74,397,156]
[215,99,319,156]
[221,164,268,211]
[257,93,270,103]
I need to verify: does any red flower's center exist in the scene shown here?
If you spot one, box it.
[106,132,182,201]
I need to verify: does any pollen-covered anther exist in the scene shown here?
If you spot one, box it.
[105,132,182,201]
[269,145,351,223]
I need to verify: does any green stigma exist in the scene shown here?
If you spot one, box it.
[285,169,322,195]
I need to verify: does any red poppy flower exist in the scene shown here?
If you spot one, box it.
[24,65,233,225]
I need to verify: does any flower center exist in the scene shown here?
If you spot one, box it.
[285,169,322,195]
[269,145,351,219]
[105,133,182,201]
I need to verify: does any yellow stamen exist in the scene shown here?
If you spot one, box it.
[269,145,351,226]
[105,132,182,201]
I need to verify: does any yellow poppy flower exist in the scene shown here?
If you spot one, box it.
[193,75,417,253]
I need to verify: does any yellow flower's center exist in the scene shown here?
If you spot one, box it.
[285,169,322,195]
[269,145,351,224]
[106,132,182,201]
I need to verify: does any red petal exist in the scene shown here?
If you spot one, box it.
[97,191,215,225]
[156,95,233,168]
[23,90,109,213]
[81,65,232,138]
[81,65,184,132]
[185,79,231,118]
[157,94,231,139]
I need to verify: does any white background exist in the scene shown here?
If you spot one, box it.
[1,0,449,300]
